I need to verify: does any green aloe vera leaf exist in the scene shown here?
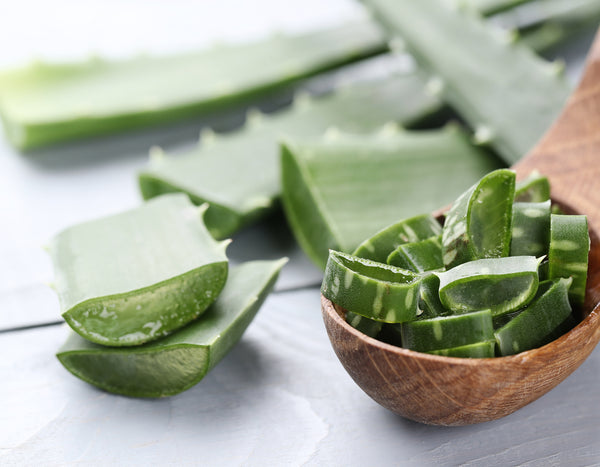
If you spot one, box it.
[548,214,590,307]
[387,235,444,273]
[139,73,443,240]
[400,309,494,352]
[282,125,504,269]
[514,170,551,202]
[0,22,389,150]
[362,0,571,165]
[50,194,229,347]
[353,214,442,263]
[427,340,496,358]
[345,310,383,338]
[436,256,541,316]
[510,200,551,257]
[321,250,421,323]
[442,169,516,269]
[494,277,573,355]
[418,272,451,319]
[465,0,535,15]
[56,259,286,398]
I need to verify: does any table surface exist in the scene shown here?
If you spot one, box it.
[1,2,599,466]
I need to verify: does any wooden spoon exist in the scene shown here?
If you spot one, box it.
[321,31,600,426]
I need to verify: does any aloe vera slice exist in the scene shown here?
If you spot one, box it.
[494,278,573,355]
[139,73,443,239]
[363,0,570,165]
[436,256,541,316]
[442,169,515,269]
[418,272,450,318]
[400,310,494,352]
[514,171,551,202]
[427,340,496,358]
[387,235,443,273]
[321,250,421,323]
[548,214,590,307]
[0,21,388,150]
[282,125,504,269]
[56,259,286,397]
[50,194,229,347]
[510,200,551,257]
[345,311,383,338]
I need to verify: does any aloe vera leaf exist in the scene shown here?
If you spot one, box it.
[282,125,504,269]
[465,0,535,15]
[442,169,516,269]
[56,259,286,398]
[50,194,229,347]
[548,214,590,307]
[0,22,388,150]
[418,272,451,319]
[362,0,571,165]
[400,309,494,352]
[345,310,383,338]
[321,250,421,323]
[514,170,550,202]
[494,277,573,355]
[139,73,443,240]
[510,200,551,257]
[427,340,496,358]
[387,235,444,273]
[436,256,541,316]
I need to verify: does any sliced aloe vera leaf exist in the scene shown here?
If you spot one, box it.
[363,0,570,165]
[418,272,451,319]
[514,170,551,202]
[548,214,590,307]
[442,169,516,269]
[494,277,573,355]
[387,235,443,273]
[400,310,494,352]
[139,73,443,240]
[345,310,383,338]
[282,125,504,269]
[510,200,551,257]
[50,194,229,347]
[321,250,421,323]
[0,22,388,150]
[56,259,286,398]
[427,340,496,358]
[436,256,541,316]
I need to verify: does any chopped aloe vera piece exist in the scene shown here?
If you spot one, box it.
[436,256,541,316]
[363,0,570,165]
[50,194,229,347]
[140,73,443,239]
[0,22,387,150]
[510,200,551,257]
[321,250,421,323]
[418,272,450,319]
[442,169,515,269]
[538,258,549,282]
[56,259,286,397]
[345,310,383,338]
[494,278,573,355]
[514,171,550,202]
[548,214,590,307]
[387,235,443,273]
[283,125,504,269]
[353,214,442,263]
[400,310,494,352]
[427,340,496,358]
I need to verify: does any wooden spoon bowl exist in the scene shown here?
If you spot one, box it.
[321,31,600,426]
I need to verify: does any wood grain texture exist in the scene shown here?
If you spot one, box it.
[322,28,600,426]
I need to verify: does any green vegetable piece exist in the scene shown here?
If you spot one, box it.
[283,125,504,269]
[321,250,421,323]
[362,0,570,165]
[387,235,443,272]
[494,278,573,355]
[514,171,551,202]
[548,214,590,307]
[510,200,551,257]
[345,311,383,338]
[139,73,443,239]
[400,310,494,352]
[427,340,496,358]
[417,272,451,318]
[0,22,387,150]
[50,194,229,347]
[56,259,286,397]
[466,0,534,15]
[442,169,515,269]
[436,256,541,316]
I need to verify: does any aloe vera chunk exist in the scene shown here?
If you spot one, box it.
[548,214,590,307]
[427,340,496,358]
[282,125,504,269]
[510,200,551,257]
[417,272,450,319]
[362,0,570,165]
[436,256,541,316]
[494,278,573,355]
[514,171,551,202]
[140,73,443,239]
[56,259,286,398]
[50,194,229,347]
[387,235,443,272]
[321,250,421,323]
[345,311,383,338]
[400,310,494,352]
[442,169,515,269]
